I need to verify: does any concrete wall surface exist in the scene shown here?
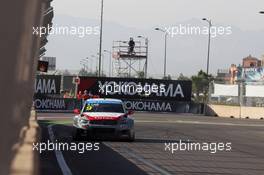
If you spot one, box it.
[208,105,264,119]
[0,0,43,174]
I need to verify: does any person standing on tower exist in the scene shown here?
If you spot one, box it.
[128,37,135,55]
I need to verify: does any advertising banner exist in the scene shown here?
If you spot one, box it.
[34,96,201,113]
[78,77,192,102]
[237,67,264,82]
[123,99,195,113]
[34,96,82,111]
[246,85,264,97]
[35,75,61,95]
[212,84,239,97]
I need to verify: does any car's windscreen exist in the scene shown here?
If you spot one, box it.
[83,103,125,113]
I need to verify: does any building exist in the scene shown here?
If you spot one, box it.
[216,69,230,83]
[261,55,264,66]
[216,55,264,84]
[242,55,261,68]
[216,64,238,84]
[230,64,238,84]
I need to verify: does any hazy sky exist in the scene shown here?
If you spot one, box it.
[53,0,264,31]
[46,0,264,77]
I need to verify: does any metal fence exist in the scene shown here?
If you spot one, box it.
[209,82,264,107]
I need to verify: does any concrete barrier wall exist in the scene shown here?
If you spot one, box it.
[10,111,40,175]
[208,105,264,119]
[0,0,44,174]
[240,107,264,119]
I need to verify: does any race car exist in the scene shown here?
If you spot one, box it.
[73,98,135,141]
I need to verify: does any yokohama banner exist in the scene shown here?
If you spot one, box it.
[78,77,192,101]
[123,99,202,113]
[34,96,82,111]
[34,97,202,113]
[35,75,61,95]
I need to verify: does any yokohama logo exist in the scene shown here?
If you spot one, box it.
[124,101,172,112]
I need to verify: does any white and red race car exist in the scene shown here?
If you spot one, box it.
[73,98,135,141]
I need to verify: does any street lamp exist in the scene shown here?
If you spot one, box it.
[85,57,93,72]
[81,58,89,71]
[104,50,112,77]
[202,18,212,116]
[98,0,104,77]
[202,18,212,75]
[80,61,87,71]
[97,53,104,75]
[87,57,94,72]
[91,55,98,75]
[80,62,84,69]
[155,28,168,78]
[137,35,149,78]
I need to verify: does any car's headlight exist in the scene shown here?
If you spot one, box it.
[79,118,89,125]
[120,116,128,124]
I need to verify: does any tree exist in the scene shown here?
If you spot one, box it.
[163,74,172,80]
[78,68,89,76]
[178,73,190,80]
[191,70,212,103]
[62,69,71,76]
[78,68,108,77]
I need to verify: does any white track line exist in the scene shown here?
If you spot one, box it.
[136,120,264,127]
[48,125,73,175]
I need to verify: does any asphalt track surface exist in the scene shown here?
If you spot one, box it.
[37,113,264,175]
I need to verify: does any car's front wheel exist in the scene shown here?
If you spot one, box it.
[127,130,135,142]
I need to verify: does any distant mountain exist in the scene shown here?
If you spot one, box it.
[45,14,264,77]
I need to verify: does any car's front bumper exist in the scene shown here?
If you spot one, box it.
[73,118,134,132]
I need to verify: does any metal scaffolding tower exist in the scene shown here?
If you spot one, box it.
[112,40,148,78]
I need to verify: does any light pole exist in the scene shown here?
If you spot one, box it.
[81,58,89,70]
[82,58,89,71]
[85,57,92,72]
[104,50,112,77]
[137,35,149,78]
[97,53,104,75]
[98,0,104,77]
[91,55,98,75]
[155,28,168,78]
[202,18,212,116]
[202,18,212,75]
[80,61,86,70]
